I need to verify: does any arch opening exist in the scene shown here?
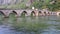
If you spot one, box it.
[48,12,50,14]
[44,12,47,15]
[21,11,27,17]
[59,13,60,15]
[0,11,6,18]
[0,11,5,16]
[38,11,42,16]
[9,11,17,18]
[47,12,50,15]
[12,11,17,15]
[31,11,35,16]
[39,11,42,13]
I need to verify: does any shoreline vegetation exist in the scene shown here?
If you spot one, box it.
[0,0,60,11]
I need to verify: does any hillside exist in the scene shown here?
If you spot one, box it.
[0,0,31,9]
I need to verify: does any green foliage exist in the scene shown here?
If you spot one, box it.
[32,1,42,9]
[47,1,60,11]
[32,0,51,9]
[0,0,60,11]
[32,0,60,11]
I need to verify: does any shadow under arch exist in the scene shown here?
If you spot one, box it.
[12,10,17,14]
[44,12,47,15]
[59,13,60,15]
[39,11,42,13]
[38,11,42,16]
[47,12,50,16]
[21,11,27,17]
[31,11,35,16]
[9,10,17,18]
[0,11,5,16]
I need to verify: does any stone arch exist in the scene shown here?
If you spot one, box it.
[23,11,27,14]
[48,12,50,14]
[47,12,50,15]
[44,12,47,15]
[9,10,17,17]
[0,11,5,16]
[21,11,27,17]
[44,12,46,14]
[38,11,42,16]
[12,10,17,14]
[39,11,42,13]
[31,11,35,16]
[57,12,60,16]
[59,13,60,15]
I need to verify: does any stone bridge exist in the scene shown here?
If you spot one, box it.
[0,9,59,18]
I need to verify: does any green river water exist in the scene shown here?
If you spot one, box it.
[0,15,60,34]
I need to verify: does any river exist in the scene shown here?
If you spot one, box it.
[0,15,60,34]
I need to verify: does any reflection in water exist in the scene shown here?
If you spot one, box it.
[0,16,60,34]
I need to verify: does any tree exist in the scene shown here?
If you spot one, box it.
[32,0,60,11]
[47,0,60,11]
